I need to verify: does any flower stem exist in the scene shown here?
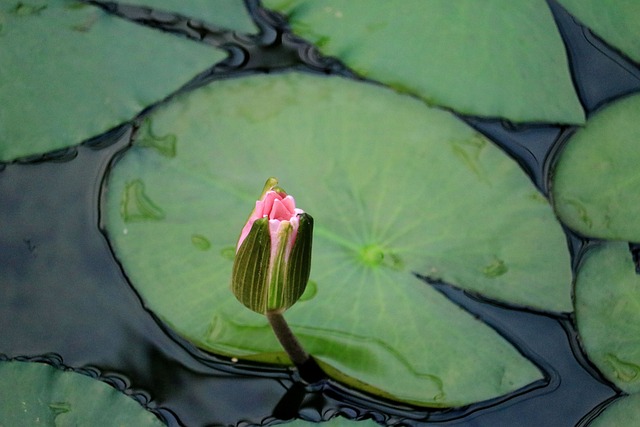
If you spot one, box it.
[266,310,325,383]
[265,310,310,366]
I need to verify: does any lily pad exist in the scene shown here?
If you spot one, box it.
[588,394,640,427]
[0,360,165,426]
[262,0,584,124]
[103,72,572,406]
[121,0,258,34]
[551,94,640,241]
[556,0,640,64]
[0,0,224,162]
[575,242,640,393]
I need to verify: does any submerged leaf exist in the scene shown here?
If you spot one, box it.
[263,0,584,124]
[556,0,640,63]
[0,0,224,162]
[575,242,640,393]
[0,360,165,426]
[104,72,572,406]
[551,94,640,241]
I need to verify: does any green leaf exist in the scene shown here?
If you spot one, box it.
[556,0,640,64]
[551,94,640,241]
[587,394,640,427]
[0,360,165,426]
[575,242,640,393]
[104,72,573,406]
[263,0,584,124]
[122,0,258,34]
[0,0,225,162]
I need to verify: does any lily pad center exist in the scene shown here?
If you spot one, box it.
[358,244,403,270]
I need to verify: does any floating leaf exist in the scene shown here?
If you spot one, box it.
[575,242,640,393]
[588,394,640,427]
[0,360,165,426]
[0,0,224,162]
[551,94,640,241]
[556,0,640,64]
[262,0,584,124]
[123,0,258,34]
[104,72,573,406]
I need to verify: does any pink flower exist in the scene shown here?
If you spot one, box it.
[232,178,313,314]
[237,187,304,256]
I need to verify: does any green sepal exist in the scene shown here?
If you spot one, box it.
[231,217,271,313]
[260,177,279,198]
[267,213,314,312]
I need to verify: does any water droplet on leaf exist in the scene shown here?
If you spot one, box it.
[482,258,508,278]
[10,2,47,16]
[358,244,403,271]
[120,179,165,222]
[299,280,317,301]
[136,118,177,158]
[220,246,235,261]
[48,401,71,416]
[605,353,640,383]
[452,134,489,183]
[191,234,211,251]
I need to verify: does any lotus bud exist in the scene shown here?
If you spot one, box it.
[232,178,313,314]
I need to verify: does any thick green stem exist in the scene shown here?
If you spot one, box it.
[265,310,309,366]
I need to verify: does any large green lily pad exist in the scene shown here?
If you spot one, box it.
[0,0,224,162]
[123,0,258,34]
[588,394,640,427]
[575,242,640,394]
[0,360,165,426]
[556,0,640,64]
[551,94,640,241]
[262,0,584,124]
[104,72,572,406]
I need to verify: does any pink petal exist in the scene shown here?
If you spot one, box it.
[253,199,265,218]
[237,221,253,251]
[268,219,285,267]
[280,195,297,215]
[269,219,284,242]
[270,198,294,221]
[236,187,305,254]
[261,191,282,216]
[236,201,265,251]
[267,217,300,263]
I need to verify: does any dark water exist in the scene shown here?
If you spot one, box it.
[1,0,639,425]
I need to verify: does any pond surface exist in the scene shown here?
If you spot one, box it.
[1,1,640,425]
